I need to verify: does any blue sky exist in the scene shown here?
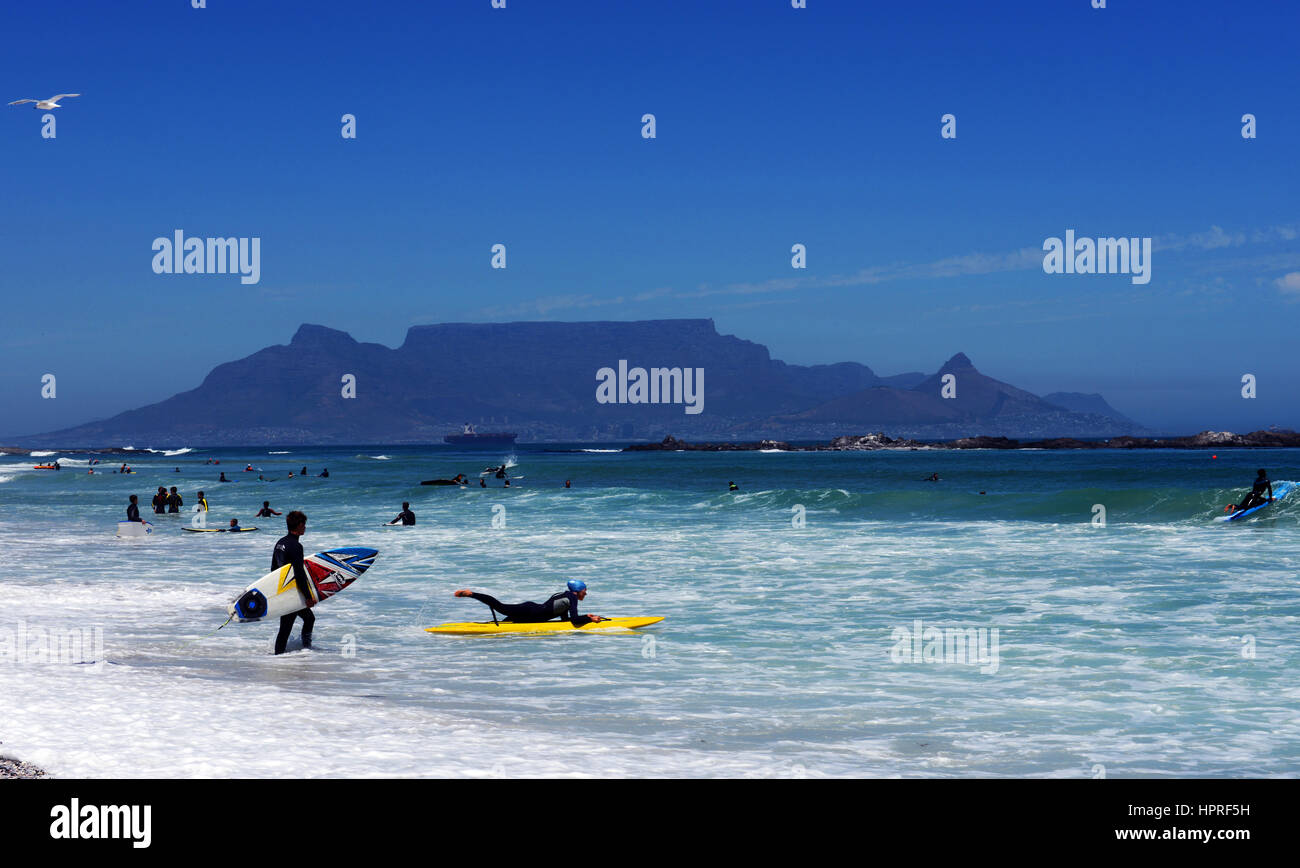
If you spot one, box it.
[2,0,1297,437]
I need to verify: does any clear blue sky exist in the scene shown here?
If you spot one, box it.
[2,0,1297,437]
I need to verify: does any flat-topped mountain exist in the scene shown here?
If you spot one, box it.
[18,319,1144,445]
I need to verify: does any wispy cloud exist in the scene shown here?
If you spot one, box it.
[466,222,1300,317]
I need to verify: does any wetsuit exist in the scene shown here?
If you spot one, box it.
[1237,476,1274,512]
[152,492,167,514]
[126,502,142,522]
[392,509,415,526]
[271,534,314,654]
[256,507,278,518]
[466,590,594,626]
[495,468,507,479]
[167,493,182,513]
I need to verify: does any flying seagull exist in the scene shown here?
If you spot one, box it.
[8,93,80,109]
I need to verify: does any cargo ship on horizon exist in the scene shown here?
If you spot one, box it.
[443,423,518,447]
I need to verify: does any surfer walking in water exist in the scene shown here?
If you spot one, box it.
[388,502,416,526]
[125,495,143,522]
[1227,469,1273,515]
[271,510,315,654]
[453,580,606,626]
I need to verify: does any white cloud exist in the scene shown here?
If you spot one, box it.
[1274,272,1300,294]
[467,223,1300,317]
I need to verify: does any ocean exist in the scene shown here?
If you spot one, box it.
[2,444,1298,777]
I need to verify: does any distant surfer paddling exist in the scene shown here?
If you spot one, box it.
[271,510,314,654]
[453,580,606,626]
[1227,469,1273,515]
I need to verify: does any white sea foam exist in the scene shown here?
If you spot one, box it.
[3,449,1299,777]
[30,451,56,457]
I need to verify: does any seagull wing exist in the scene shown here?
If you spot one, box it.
[8,99,37,105]
[48,94,80,101]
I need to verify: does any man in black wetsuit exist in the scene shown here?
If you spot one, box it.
[271,510,315,654]
[256,501,280,518]
[388,502,416,526]
[167,487,182,513]
[125,495,143,522]
[152,487,168,514]
[452,580,605,626]
[1230,469,1274,514]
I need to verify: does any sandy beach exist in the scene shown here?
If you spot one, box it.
[0,756,46,779]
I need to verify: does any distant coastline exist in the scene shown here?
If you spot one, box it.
[625,430,1300,452]
[6,429,1300,456]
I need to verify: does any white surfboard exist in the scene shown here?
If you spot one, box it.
[116,520,153,538]
[228,547,378,622]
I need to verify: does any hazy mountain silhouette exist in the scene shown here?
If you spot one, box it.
[19,320,1143,445]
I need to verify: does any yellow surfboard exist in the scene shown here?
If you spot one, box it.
[425,616,664,636]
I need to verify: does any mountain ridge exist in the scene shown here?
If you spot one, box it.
[16,319,1145,445]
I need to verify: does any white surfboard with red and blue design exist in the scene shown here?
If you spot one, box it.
[228,547,378,622]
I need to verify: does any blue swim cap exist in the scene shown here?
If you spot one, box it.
[567,579,587,593]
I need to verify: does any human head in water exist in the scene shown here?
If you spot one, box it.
[567,579,588,600]
[1258,469,1268,478]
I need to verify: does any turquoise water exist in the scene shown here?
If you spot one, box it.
[2,445,1298,777]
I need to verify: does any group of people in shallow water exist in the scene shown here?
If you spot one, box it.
[113,458,1284,656]
[219,466,329,482]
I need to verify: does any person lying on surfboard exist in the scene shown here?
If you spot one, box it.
[453,580,607,626]
[1226,469,1273,515]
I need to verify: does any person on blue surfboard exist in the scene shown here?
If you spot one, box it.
[453,580,607,626]
[271,510,315,654]
[1226,469,1273,516]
